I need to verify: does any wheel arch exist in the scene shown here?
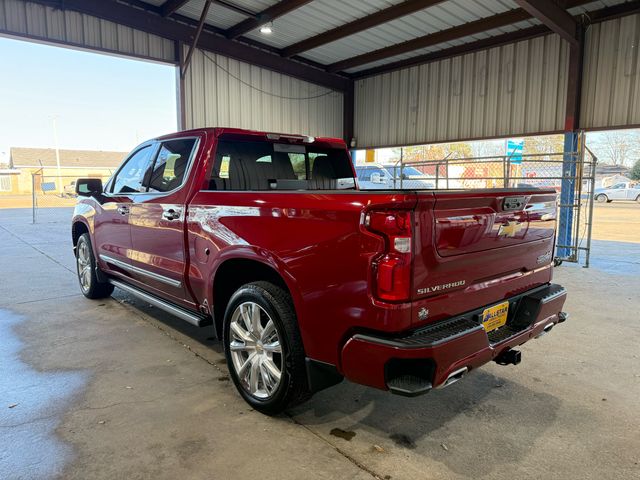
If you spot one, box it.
[210,256,301,341]
[71,220,90,248]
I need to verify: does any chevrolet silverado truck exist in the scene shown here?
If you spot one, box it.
[72,127,568,415]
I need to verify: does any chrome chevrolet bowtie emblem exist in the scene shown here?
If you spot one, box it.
[498,221,523,238]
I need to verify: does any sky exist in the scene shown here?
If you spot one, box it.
[0,35,178,164]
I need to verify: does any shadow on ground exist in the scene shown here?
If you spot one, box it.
[289,368,563,478]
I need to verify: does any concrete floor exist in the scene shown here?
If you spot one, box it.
[1,206,639,480]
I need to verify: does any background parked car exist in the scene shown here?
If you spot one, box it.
[593,182,640,203]
[63,180,77,198]
[355,164,435,189]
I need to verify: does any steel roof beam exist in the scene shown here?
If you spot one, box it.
[514,0,577,45]
[326,8,533,73]
[326,0,596,73]
[180,0,213,78]
[350,25,549,79]
[281,0,445,58]
[159,0,190,17]
[350,0,640,79]
[28,0,350,91]
[159,0,255,18]
[225,0,313,40]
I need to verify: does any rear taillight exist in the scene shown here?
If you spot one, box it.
[364,210,413,302]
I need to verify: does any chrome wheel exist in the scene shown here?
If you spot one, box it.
[228,301,283,399]
[76,241,92,293]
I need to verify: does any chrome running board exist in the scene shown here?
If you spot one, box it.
[109,279,210,327]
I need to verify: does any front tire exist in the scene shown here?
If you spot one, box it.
[223,281,311,415]
[595,194,608,203]
[76,234,114,299]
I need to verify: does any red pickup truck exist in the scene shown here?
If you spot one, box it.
[72,127,568,415]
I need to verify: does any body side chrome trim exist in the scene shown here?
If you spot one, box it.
[109,279,205,327]
[351,324,484,349]
[100,254,182,288]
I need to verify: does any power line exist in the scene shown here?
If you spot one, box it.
[200,50,338,100]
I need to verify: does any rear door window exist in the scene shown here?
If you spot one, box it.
[209,140,355,191]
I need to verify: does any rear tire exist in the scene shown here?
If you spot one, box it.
[595,194,608,203]
[76,234,114,299]
[223,281,311,415]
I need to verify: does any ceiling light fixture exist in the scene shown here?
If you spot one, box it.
[260,22,273,34]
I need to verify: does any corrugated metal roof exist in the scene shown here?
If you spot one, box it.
[132,0,631,73]
[569,0,632,15]
[342,19,538,74]
[242,0,405,49]
[302,3,539,66]
[177,0,250,30]
[241,0,521,59]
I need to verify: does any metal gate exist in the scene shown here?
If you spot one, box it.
[365,138,597,267]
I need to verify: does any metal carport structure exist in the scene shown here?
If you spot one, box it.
[2,0,640,259]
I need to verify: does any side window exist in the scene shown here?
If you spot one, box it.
[147,138,197,193]
[111,146,155,194]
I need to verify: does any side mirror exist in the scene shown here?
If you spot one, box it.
[370,172,383,184]
[76,178,103,197]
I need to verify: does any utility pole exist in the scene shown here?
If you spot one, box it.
[52,116,62,192]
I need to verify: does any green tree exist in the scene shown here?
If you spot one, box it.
[631,159,640,180]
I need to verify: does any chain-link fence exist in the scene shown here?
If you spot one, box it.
[26,147,596,265]
[31,173,111,223]
[357,143,597,267]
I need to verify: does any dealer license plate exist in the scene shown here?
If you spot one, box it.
[481,301,509,332]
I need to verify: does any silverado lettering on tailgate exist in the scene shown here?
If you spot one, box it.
[417,280,466,295]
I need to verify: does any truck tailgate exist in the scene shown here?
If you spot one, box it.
[412,189,557,323]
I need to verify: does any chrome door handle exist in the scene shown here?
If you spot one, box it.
[117,206,129,215]
[162,209,181,220]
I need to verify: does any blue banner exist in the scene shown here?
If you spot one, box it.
[506,139,524,165]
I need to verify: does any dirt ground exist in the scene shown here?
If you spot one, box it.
[0,194,76,209]
[591,202,640,243]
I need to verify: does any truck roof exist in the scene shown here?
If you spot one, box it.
[154,127,346,149]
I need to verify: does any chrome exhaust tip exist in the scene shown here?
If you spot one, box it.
[536,322,555,338]
[437,366,468,389]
